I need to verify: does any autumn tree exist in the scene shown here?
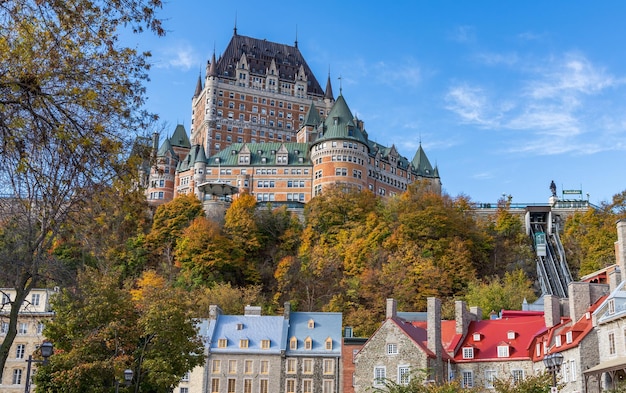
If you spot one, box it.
[0,0,164,377]
[37,269,203,392]
[145,194,204,276]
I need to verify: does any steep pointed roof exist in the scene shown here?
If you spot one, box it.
[208,51,217,77]
[411,143,436,177]
[315,95,368,145]
[302,103,322,127]
[324,72,334,100]
[170,124,191,148]
[157,137,175,157]
[193,73,203,98]
[178,144,207,171]
[215,33,324,97]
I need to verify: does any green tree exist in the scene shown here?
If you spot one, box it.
[0,0,164,377]
[37,268,203,392]
[464,269,537,316]
[493,372,553,393]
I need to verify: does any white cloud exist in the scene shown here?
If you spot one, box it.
[155,41,199,70]
[444,84,494,126]
[449,25,476,43]
[474,52,519,66]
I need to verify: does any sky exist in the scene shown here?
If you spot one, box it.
[127,1,626,205]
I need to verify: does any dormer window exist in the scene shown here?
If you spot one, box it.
[566,331,573,344]
[497,344,510,358]
[305,337,312,350]
[218,338,227,348]
[462,347,474,359]
[308,319,315,329]
[609,299,616,314]
[261,339,270,349]
[507,331,516,340]
[239,339,249,348]
[473,333,481,342]
[325,337,333,350]
[289,336,297,350]
[555,335,561,347]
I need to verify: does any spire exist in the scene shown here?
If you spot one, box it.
[294,25,298,48]
[208,50,217,77]
[193,72,203,98]
[324,69,334,100]
[233,12,238,36]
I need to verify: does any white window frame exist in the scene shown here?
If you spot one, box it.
[374,366,386,386]
[497,345,509,358]
[462,347,474,359]
[387,343,398,355]
[398,365,410,385]
[512,369,524,383]
[461,370,474,388]
[485,370,497,389]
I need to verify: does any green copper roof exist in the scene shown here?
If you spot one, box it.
[303,103,322,127]
[157,137,175,157]
[412,144,436,177]
[315,95,368,145]
[205,142,311,167]
[178,145,207,171]
[170,124,191,148]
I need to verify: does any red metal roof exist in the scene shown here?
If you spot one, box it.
[454,312,546,362]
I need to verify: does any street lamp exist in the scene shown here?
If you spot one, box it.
[543,352,564,388]
[115,369,134,393]
[24,341,53,393]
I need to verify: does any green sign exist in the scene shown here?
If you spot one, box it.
[562,189,582,195]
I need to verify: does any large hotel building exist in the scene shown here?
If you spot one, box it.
[145,29,441,209]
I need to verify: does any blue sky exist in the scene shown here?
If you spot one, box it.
[129,1,626,205]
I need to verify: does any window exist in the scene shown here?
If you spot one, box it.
[303,359,313,374]
[180,388,189,393]
[218,338,227,348]
[570,359,577,381]
[18,323,27,334]
[287,358,297,374]
[261,339,270,349]
[398,366,410,385]
[181,372,190,382]
[325,337,333,350]
[609,331,616,355]
[31,293,40,306]
[303,380,313,393]
[1,322,8,334]
[286,379,296,393]
[260,360,269,374]
[304,337,312,350]
[609,299,616,314]
[323,359,334,374]
[13,369,22,385]
[212,360,221,373]
[243,379,252,393]
[462,347,474,359]
[485,370,497,389]
[211,379,220,393]
[512,369,524,383]
[374,366,386,386]
[229,359,237,373]
[260,379,268,393]
[461,371,474,388]
[240,339,249,348]
[244,359,253,374]
[507,331,516,340]
[290,336,297,350]
[566,331,573,344]
[2,293,10,304]
[497,345,509,358]
[323,379,334,393]
[228,378,236,393]
[16,344,25,359]
[387,343,398,355]
[555,335,561,347]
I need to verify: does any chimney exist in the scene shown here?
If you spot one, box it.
[544,295,561,328]
[617,220,626,282]
[569,282,594,322]
[455,300,470,335]
[609,266,622,292]
[284,302,291,320]
[469,306,482,321]
[386,298,397,319]
[244,305,262,316]
[209,305,222,320]
[427,298,443,382]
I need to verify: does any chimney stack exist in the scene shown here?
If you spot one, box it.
[386,299,397,319]
[427,297,443,382]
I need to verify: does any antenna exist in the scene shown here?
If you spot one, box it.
[338,75,342,95]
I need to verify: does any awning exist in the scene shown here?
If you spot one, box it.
[197,182,238,196]
[583,357,626,375]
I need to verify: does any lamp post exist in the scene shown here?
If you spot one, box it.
[24,341,53,393]
[115,369,134,393]
[543,352,564,389]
